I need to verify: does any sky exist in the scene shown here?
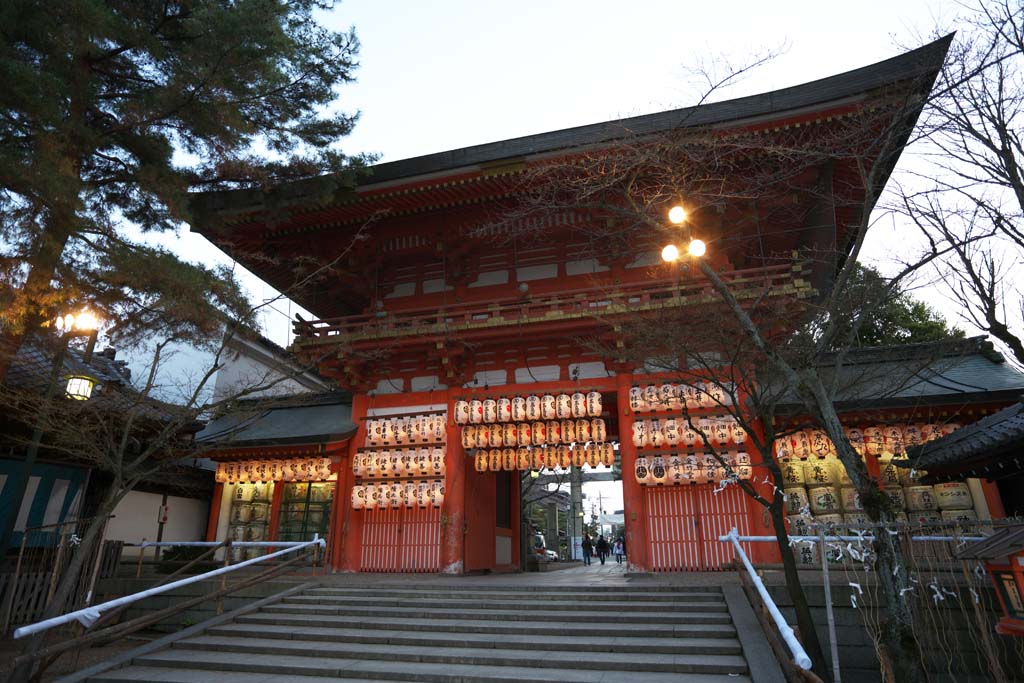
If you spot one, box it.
[167,0,970,511]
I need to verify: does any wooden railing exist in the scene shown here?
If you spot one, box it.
[294,262,812,346]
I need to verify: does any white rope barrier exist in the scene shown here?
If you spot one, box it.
[13,535,325,640]
[130,541,313,548]
[727,535,988,543]
[722,528,813,671]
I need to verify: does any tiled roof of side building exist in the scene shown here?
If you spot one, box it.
[196,391,355,447]
[904,401,1024,470]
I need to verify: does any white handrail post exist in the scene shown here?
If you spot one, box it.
[819,526,841,683]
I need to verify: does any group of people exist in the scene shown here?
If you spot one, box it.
[580,534,624,565]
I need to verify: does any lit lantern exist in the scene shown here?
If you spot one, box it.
[469,399,484,424]
[461,426,477,450]
[454,401,471,425]
[432,414,446,442]
[536,447,551,469]
[629,386,645,412]
[940,423,960,437]
[502,423,518,447]
[525,395,542,421]
[576,418,593,443]
[417,481,431,507]
[531,448,545,471]
[532,421,547,446]
[392,451,406,477]
[651,456,667,485]
[582,443,598,468]
[556,393,572,419]
[663,418,680,446]
[556,445,571,469]
[362,453,378,479]
[488,424,503,448]
[731,420,748,445]
[430,480,445,507]
[351,485,365,510]
[680,421,699,449]
[400,417,415,444]
[712,419,731,447]
[541,394,557,420]
[902,423,924,447]
[403,482,417,507]
[483,398,497,423]
[591,418,607,443]
[643,384,659,410]
[571,392,586,418]
[571,445,586,468]
[586,391,602,417]
[516,447,531,470]
[682,454,699,481]
[215,464,227,484]
[635,456,650,485]
[488,449,502,471]
[658,384,674,409]
[884,425,904,455]
[863,426,885,456]
[631,420,647,448]
[517,422,532,447]
[546,421,561,445]
[317,458,331,480]
[921,423,944,442]
[364,484,379,510]
[600,443,616,468]
[698,383,715,408]
[389,483,404,509]
[681,384,699,409]
[475,454,489,472]
[845,427,866,455]
[409,416,424,443]
[430,447,445,476]
[650,419,665,447]
[379,452,395,478]
[496,397,512,422]
[791,431,811,459]
[475,425,490,449]
[667,454,684,484]
[669,384,684,409]
[561,419,577,443]
[366,419,381,446]
[381,418,396,445]
[511,396,527,422]
[809,430,832,457]
[220,463,234,484]
[502,448,516,471]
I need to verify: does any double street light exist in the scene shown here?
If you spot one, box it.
[661,205,707,262]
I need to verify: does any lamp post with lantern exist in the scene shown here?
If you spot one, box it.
[0,310,101,564]
[662,204,707,264]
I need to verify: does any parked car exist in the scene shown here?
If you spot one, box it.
[532,533,555,562]
[545,549,559,562]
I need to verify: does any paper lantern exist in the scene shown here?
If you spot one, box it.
[556,445,571,469]
[531,421,547,446]
[531,448,545,471]
[730,420,748,445]
[556,393,572,419]
[215,464,227,484]
[430,447,445,476]
[541,394,557,420]
[635,456,650,484]
[571,392,586,418]
[561,419,577,443]
[663,418,680,446]
[544,447,558,469]
[398,417,413,445]
[351,485,365,510]
[379,419,395,446]
[585,443,601,468]
[697,383,714,408]
[364,484,379,510]
[474,425,490,449]
[417,481,431,507]
[362,453,378,478]
[667,455,684,484]
[862,426,885,456]
[706,383,725,406]
[883,426,904,455]
[432,414,446,442]
[390,483,404,509]
[392,451,407,477]
[845,427,866,455]
[483,398,497,423]
[546,421,561,445]
[409,416,425,443]
[658,384,675,409]
[576,419,593,443]
[365,419,380,446]
[403,482,417,507]
[631,421,647,448]
[511,396,527,422]
[682,455,699,482]
[651,456,667,485]
[775,437,793,460]
[702,454,719,482]
[474,454,489,472]
[496,397,512,422]
[317,458,332,480]
[525,395,542,421]
[681,421,700,449]
[469,399,484,424]
[883,486,906,509]
[643,384,659,410]
[488,449,502,472]
[517,422,532,447]
[586,391,602,417]
[571,445,586,468]
[430,480,445,507]
[379,452,395,478]
[516,447,531,470]
[649,419,665,447]
[502,423,518,447]
[901,423,924,448]
[810,430,833,457]
[920,423,943,442]
[501,447,516,471]
[600,443,616,468]
[461,426,477,450]
[488,424,503,448]
[940,423,959,437]
[591,418,607,443]
[711,419,731,447]
[454,401,471,425]
[628,386,645,412]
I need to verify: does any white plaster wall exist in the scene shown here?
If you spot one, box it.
[108,491,210,555]
[212,353,318,401]
[469,270,509,288]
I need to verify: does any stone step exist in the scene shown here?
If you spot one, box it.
[259,602,733,624]
[304,586,725,601]
[236,610,738,638]
[170,634,749,674]
[120,650,753,683]
[206,621,744,655]
[281,594,728,612]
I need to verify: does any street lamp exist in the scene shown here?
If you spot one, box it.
[0,308,101,564]
[663,204,707,261]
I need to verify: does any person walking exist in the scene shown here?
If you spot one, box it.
[613,538,624,564]
[581,534,593,565]
[596,534,609,565]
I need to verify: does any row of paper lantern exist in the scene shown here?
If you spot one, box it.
[473,443,617,472]
[629,382,733,413]
[634,453,753,486]
[216,458,331,484]
[461,419,607,449]
[454,392,602,425]
[353,448,446,479]
[775,423,960,460]
[632,416,747,449]
[366,414,447,447]
[351,480,445,510]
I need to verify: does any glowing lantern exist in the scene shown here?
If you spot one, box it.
[488,425,503,449]
[544,447,558,469]
[417,481,431,507]
[629,386,645,412]
[731,420,748,445]
[883,425,904,455]
[845,427,866,455]
[586,391,602,417]
[681,421,699,449]
[351,485,365,510]
[541,394,557,420]
[430,480,445,507]
[511,396,527,422]
[516,448,531,470]
[902,423,924,447]
[667,455,684,484]
[712,419,731,447]
[475,454,489,472]
[366,419,381,446]
[391,451,406,477]
[364,484,379,510]
[810,429,833,457]
[215,464,227,484]
[531,448,545,471]
[651,456,667,485]
[496,397,512,422]
[576,418,593,443]
[940,423,959,437]
[921,423,943,442]
[469,399,484,424]
[600,443,616,468]
[483,398,497,423]
[499,447,514,470]
[571,392,586,418]
[585,443,601,468]
[403,482,417,507]
[546,421,561,445]
[635,456,650,485]
[488,449,502,471]
[381,452,396,478]
[556,445,571,469]
[561,420,577,443]
[556,393,572,419]
[862,426,884,456]
[430,447,445,476]
[663,418,680,446]
[454,401,471,425]
[409,416,424,443]
[571,446,586,468]
[643,384,659,409]
[472,426,488,449]
[390,483,404,509]
[502,423,518,447]
[461,426,476,450]
[649,419,664,447]
[525,395,542,421]
[658,384,674,409]
[317,458,331,480]
[517,422,532,447]
[591,418,607,443]
[381,419,396,445]
[532,421,547,446]
[432,414,446,442]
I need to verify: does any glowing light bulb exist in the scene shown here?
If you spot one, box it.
[668,206,687,224]
[661,244,680,262]
[75,311,98,331]
[687,239,707,257]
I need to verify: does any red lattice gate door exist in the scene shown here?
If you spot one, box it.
[360,507,441,572]
[644,484,754,571]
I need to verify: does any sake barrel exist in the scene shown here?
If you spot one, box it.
[803,459,836,486]
[835,459,854,487]
[787,514,814,537]
[793,541,820,567]
[814,513,845,533]
[808,486,841,515]
[784,487,810,515]
[883,487,906,510]
[840,487,863,512]
[905,485,938,511]
[907,510,941,526]
[940,509,978,523]
[780,460,805,486]
[843,512,871,534]
[933,482,974,510]
[878,457,901,488]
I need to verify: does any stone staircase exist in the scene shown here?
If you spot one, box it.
[87,583,757,682]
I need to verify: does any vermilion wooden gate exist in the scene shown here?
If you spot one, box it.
[360,507,441,572]
[644,484,754,571]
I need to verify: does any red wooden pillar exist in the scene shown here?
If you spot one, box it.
[617,373,650,571]
[981,480,1007,519]
[326,450,346,572]
[441,389,466,574]
[743,416,779,564]
[338,393,370,572]
[205,483,224,542]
